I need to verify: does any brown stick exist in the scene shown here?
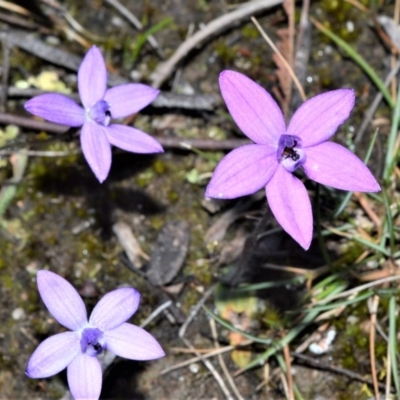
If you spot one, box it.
[292,352,389,391]
[0,113,251,150]
[283,344,294,400]
[152,0,284,88]
[368,295,380,400]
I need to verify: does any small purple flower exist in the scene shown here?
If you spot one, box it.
[26,270,164,400]
[25,46,163,183]
[206,71,380,250]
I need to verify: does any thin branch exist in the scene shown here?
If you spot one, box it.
[292,352,389,391]
[368,295,380,400]
[5,87,222,111]
[0,113,251,151]
[210,318,245,400]
[152,0,284,88]
[179,285,215,339]
[160,340,253,375]
[315,274,400,304]
[283,344,294,400]
[181,336,234,400]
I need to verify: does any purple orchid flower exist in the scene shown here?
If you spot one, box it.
[25,46,163,183]
[205,70,380,250]
[26,270,164,400]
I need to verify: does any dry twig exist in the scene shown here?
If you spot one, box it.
[210,318,245,400]
[161,340,253,375]
[152,0,284,88]
[251,17,306,102]
[292,352,389,391]
[368,295,381,400]
[0,113,251,151]
[283,344,294,400]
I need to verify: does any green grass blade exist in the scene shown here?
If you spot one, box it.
[393,250,400,258]
[313,281,349,302]
[235,277,304,292]
[311,18,394,108]
[131,17,173,63]
[383,78,400,181]
[203,305,272,345]
[316,184,332,267]
[382,189,395,255]
[276,354,305,400]
[0,152,28,218]
[368,192,383,203]
[389,296,400,399]
[321,223,353,236]
[353,236,390,256]
[301,291,374,313]
[238,308,320,372]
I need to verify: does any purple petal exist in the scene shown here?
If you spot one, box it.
[25,94,85,127]
[219,70,286,144]
[287,89,355,147]
[205,144,278,199]
[104,84,159,119]
[104,323,165,360]
[266,166,313,250]
[89,288,141,331]
[26,332,80,378]
[80,122,112,183]
[105,125,163,154]
[37,270,87,330]
[303,142,381,192]
[78,46,107,108]
[67,354,102,400]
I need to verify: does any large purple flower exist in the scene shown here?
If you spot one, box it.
[206,70,380,250]
[25,46,163,183]
[26,270,164,400]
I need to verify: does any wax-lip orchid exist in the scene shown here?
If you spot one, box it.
[25,46,163,183]
[26,270,165,400]
[206,70,380,250]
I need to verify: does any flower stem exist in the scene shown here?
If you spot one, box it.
[315,184,332,269]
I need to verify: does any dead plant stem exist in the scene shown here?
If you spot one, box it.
[209,318,245,400]
[251,17,306,102]
[368,295,380,400]
[283,344,294,400]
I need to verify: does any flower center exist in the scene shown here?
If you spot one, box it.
[277,134,306,173]
[88,100,111,126]
[80,327,106,357]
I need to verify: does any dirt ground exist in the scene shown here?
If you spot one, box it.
[0,0,397,399]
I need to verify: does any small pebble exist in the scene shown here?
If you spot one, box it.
[189,363,200,374]
[12,308,26,320]
[111,16,125,27]
[45,36,60,46]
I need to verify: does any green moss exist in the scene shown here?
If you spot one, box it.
[167,190,179,203]
[214,41,238,65]
[1,274,13,289]
[136,170,155,187]
[241,25,259,40]
[153,159,168,175]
